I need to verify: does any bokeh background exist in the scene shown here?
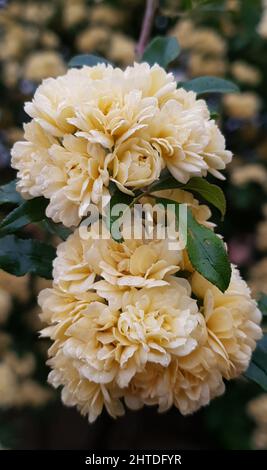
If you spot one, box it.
[1,0,267,450]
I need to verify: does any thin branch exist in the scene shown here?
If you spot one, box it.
[135,0,159,60]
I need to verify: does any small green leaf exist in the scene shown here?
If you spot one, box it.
[0,180,23,206]
[43,219,72,241]
[149,175,184,193]
[183,177,226,217]
[182,0,224,10]
[68,54,110,68]
[142,36,180,68]
[0,235,56,279]
[154,196,231,292]
[187,209,231,291]
[179,76,239,95]
[106,189,133,242]
[244,335,267,391]
[150,175,226,217]
[0,197,48,236]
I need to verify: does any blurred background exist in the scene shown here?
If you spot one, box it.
[1,0,267,450]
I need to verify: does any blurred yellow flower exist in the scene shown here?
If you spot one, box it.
[223,92,261,119]
[231,61,262,86]
[24,51,66,82]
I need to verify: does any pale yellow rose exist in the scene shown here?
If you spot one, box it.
[53,230,95,294]
[191,265,262,378]
[88,236,181,291]
[39,256,206,420]
[150,89,231,183]
[48,350,124,423]
[41,278,201,386]
[150,188,214,228]
[12,63,232,226]
[125,347,225,415]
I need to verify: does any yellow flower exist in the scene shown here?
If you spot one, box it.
[223,92,261,120]
[170,20,226,56]
[12,63,232,226]
[231,61,262,86]
[188,53,227,78]
[231,164,267,188]
[258,2,267,38]
[76,27,109,54]
[0,287,11,324]
[150,89,231,183]
[39,225,263,421]
[248,394,267,426]
[109,33,136,67]
[125,347,225,415]
[24,51,66,82]
[48,350,124,423]
[89,237,181,291]
[41,277,201,382]
[0,269,29,302]
[0,352,51,409]
[248,394,267,449]
[63,0,88,29]
[40,277,203,420]
[39,225,210,421]
[53,231,96,294]
[191,265,262,378]
[90,4,126,28]
[150,188,214,228]
[0,363,17,407]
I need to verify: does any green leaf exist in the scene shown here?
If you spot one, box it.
[107,189,230,291]
[142,36,180,68]
[0,197,48,236]
[43,219,72,241]
[186,209,231,291]
[183,177,226,217]
[149,174,184,193]
[106,189,133,242]
[149,175,226,217]
[258,294,267,317]
[0,180,23,206]
[68,54,110,68]
[154,196,231,292]
[179,76,239,95]
[0,235,56,279]
[244,335,267,391]
[182,0,224,10]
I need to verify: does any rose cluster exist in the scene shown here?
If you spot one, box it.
[38,190,261,422]
[11,63,231,227]
[11,63,261,422]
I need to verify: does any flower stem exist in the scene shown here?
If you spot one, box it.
[135,0,159,60]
